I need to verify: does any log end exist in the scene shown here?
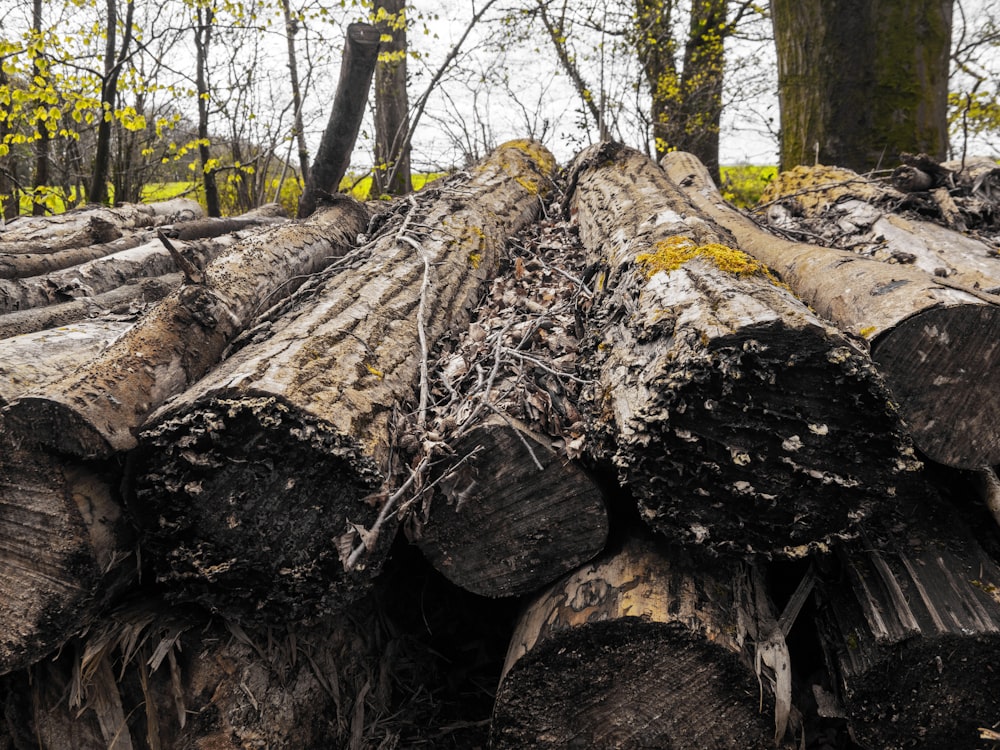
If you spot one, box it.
[595,320,919,557]
[491,618,773,749]
[134,395,387,625]
[872,304,1000,468]
[2,396,119,459]
[414,420,609,598]
[0,437,130,674]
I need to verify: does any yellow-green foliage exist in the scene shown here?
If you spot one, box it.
[636,235,781,285]
[719,164,776,209]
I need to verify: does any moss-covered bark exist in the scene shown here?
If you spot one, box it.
[771,0,952,171]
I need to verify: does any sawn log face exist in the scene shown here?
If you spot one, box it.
[569,143,918,556]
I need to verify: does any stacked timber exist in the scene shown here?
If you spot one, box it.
[130,140,560,623]
[2,143,1000,749]
[666,153,1000,468]
[566,142,918,557]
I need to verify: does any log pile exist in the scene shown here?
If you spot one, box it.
[2,144,1000,749]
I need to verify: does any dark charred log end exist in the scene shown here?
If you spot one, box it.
[872,304,1000,469]
[415,420,609,598]
[609,324,916,556]
[2,396,117,459]
[490,619,773,749]
[834,634,1000,750]
[133,395,386,625]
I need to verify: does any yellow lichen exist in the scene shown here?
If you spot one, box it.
[498,139,558,176]
[468,252,482,268]
[636,235,782,286]
[364,363,384,380]
[859,326,878,339]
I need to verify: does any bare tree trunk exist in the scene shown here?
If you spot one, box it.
[195,5,221,217]
[373,0,411,196]
[568,142,917,556]
[771,0,952,171]
[280,0,311,185]
[299,23,380,217]
[132,141,557,624]
[2,198,369,458]
[30,0,50,216]
[88,0,136,206]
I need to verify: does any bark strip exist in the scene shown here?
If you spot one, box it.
[570,143,917,556]
[815,497,1000,749]
[663,151,1000,468]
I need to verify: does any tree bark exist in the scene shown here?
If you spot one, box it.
[299,23,381,217]
[770,0,952,171]
[665,151,1000,468]
[2,198,369,458]
[414,416,608,598]
[815,498,1000,749]
[569,142,917,556]
[0,274,178,340]
[490,535,787,748]
[0,432,133,675]
[131,141,557,624]
[0,199,203,255]
[0,232,242,315]
[373,0,412,196]
[0,319,133,406]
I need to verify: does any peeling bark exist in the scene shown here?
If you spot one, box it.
[815,497,1000,749]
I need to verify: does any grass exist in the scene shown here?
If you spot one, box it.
[719,164,777,208]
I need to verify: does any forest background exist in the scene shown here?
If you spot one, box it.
[0,0,998,219]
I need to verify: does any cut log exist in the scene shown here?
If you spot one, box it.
[414,416,608,598]
[2,197,370,458]
[490,535,787,749]
[131,140,558,623]
[0,203,287,280]
[0,232,241,315]
[569,142,917,556]
[0,432,133,675]
[0,199,202,254]
[0,231,150,280]
[0,319,133,406]
[0,273,178,340]
[814,497,1000,749]
[663,151,1000,468]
